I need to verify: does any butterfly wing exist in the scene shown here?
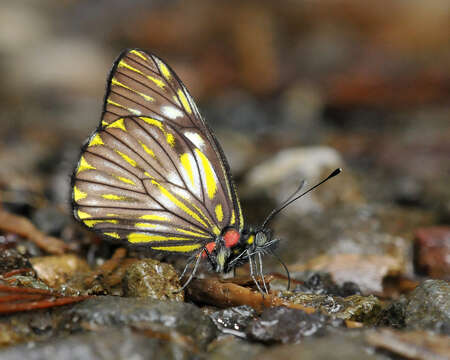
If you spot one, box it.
[71,49,243,253]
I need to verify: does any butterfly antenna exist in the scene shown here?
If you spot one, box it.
[261,168,342,228]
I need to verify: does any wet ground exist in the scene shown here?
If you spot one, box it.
[0,1,449,359]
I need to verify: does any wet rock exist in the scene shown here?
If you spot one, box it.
[258,330,385,360]
[30,255,90,289]
[367,328,450,360]
[207,335,264,360]
[68,296,216,347]
[415,226,450,279]
[209,305,257,338]
[0,328,194,360]
[282,292,382,323]
[375,296,408,329]
[0,308,71,347]
[122,259,183,301]
[405,280,450,334]
[246,307,327,344]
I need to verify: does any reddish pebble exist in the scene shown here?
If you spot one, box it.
[415,226,450,279]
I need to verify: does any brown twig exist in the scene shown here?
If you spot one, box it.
[186,277,316,313]
[0,210,69,254]
[83,247,127,287]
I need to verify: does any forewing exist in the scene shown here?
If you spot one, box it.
[72,49,243,252]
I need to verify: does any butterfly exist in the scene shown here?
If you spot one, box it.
[71,49,341,293]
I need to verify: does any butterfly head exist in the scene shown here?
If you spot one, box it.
[210,227,278,273]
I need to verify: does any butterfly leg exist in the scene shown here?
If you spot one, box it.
[178,254,197,281]
[248,249,264,294]
[175,252,202,293]
[257,252,269,294]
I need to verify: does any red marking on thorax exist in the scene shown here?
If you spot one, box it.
[202,242,216,258]
[224,229,240,248]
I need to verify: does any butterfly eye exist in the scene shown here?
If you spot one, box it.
[255,232,267,247]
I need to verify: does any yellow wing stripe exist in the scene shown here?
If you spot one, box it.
[139,214,168,221]
[105,232,120,239]
[113,175,136,186]
[139,141,155,157]
[107,99,141,116]
[73,186,87,201]
[158,61,171,80]
[195,148,217,199]
[176,228,210,238]
[107,118,127,132]
[177,89,192,114]
[88,134,104,146]
[135,223,157,228]
[238,200,244,229]
[111,77,154,102]
[77,210,91,219]
[140,117,175,147]
[151,244,202,252]
[128,233,191,243]
[114,149,137,167]
[230,211,236,225]
[151,180,208,228]
[102,194,127,200]
[176,192,215,231]
[84,219,118,228]
[77,156,96,173]
[130,50,147,61]
[180,153,195,187]
[215,204,223,222]
[118,59,165,88]
[166,133,175,147]
[118,59,144,75]
[147,75,166,89]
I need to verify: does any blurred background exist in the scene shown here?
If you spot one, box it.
[0,1,449,286]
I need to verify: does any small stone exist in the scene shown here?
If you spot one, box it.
[122,259,183,301]
[30,254,90,288]
[246,307,327,343]
[282,292,382,323]
[405,280,450,334]
[68,297,216,347]
[243,146,344,211]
